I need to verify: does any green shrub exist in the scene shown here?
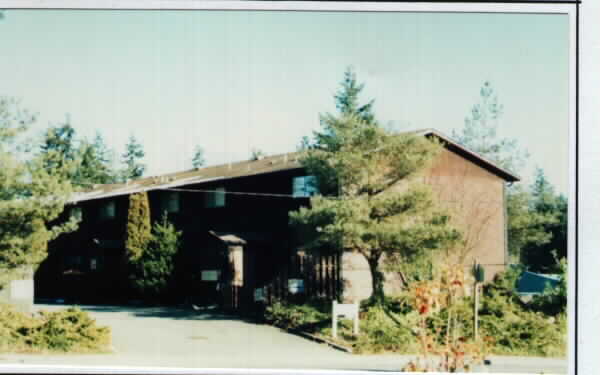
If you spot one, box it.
[264,299,329,331]
[0,304,111,353]
[529,257,567,317]
[479,276,566,357]
[130,213,181,302]
[348,305,418,354]
[263,269,566,358]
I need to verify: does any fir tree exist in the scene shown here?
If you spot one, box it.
[334,66,375,124]
[191,145,205,169]
[40,118,79,179]
[121,135,146,180]
[521,168,567,272]
[452,81,528,173]
[453,82,564,268]
[73,135,117,188]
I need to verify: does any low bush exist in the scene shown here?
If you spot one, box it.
[529,257,567,317]
[479,272,566,357]
[344,305,418,354]
[263,267,566,359]
[0,304,111,353]
[264,299,330,331]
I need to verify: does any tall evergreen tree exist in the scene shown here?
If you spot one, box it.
[73,140,116,188]
[290,70,460,304]
[452,81,528,173]
[129,214,181,301]
[191,145,205,169]
[0,97,77,285]
[40,118,78,178]
[125,192,152,262]
[453,82,563,267]
[91,132,115,168]
[521,169,567,272]
[121,135,146,180]
[334,66,375,124]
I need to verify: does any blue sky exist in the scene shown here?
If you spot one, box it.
[0,10,570,193]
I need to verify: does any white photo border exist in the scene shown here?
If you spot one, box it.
[0,1,586,375]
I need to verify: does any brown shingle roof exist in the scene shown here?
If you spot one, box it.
[69,152,303,203]
[69,129,519,204]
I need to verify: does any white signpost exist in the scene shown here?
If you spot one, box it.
[332,300,359,339]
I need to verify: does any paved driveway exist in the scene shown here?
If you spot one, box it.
[0,304,567,373]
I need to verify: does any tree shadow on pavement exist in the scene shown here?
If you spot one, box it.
[36,303,262,324]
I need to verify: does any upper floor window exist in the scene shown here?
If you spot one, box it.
[69,206,83,221]
[98,200,116,220]
[293,176,318,197]
[160,191,180,214]
[205,187,226,208]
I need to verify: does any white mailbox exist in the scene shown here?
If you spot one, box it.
[332,300,360,339]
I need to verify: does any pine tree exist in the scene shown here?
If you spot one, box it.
[40,118,79,179]
[0,97,78,285]
[191,145,205,169]
[121,135,146,180]
[125,192,151,262]
[290,70,461,304]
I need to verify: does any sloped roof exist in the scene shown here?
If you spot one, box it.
[69,128,519,204]
[417,128,520,183]
[69,152,303,203]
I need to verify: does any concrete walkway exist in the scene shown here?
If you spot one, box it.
[0,304,567,373]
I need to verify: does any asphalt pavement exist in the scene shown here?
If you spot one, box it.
[0,304,567,374]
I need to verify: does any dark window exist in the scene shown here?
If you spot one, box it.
[98,200,116,220]
[205,187,226,208]
[160,191,180,214]
[70,206,83,221]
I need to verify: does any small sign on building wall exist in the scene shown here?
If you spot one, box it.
[201,270,220,281]
[254,287,265,302]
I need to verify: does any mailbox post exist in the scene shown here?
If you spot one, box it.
[332,300,359,339]
[472,261,485,341]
